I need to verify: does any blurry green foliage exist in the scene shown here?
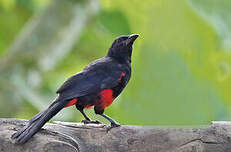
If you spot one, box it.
[1,0,231,125]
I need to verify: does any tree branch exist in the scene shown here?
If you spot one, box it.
[1,118,231,152]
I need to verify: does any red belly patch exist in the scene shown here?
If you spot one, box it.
[100,89,115,108]
[65,98,78,108]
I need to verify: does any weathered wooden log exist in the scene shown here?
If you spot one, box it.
[1,118,231,152]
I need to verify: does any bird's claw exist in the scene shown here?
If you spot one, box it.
[81,119,101,124]
[111,122,120,128]
[106,122,120,132]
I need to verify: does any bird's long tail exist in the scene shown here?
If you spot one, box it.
[11,97,68,144]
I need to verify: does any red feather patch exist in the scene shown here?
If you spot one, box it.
[118,72,125,82]
[100,89,115,108]
[65,98,78,108]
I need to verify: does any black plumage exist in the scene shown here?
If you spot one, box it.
[12,34,139,144]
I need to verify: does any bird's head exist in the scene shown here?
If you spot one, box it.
[107,34,139,62]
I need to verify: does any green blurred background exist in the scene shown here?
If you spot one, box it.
[0,0,231,126]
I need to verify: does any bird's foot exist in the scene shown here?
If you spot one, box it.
[111,122,120,128]
[106,122,120,132]
[81,119,101,124]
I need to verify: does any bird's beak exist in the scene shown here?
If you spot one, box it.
[126,34,139,45]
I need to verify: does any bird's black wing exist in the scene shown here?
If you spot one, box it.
[56,59,124,100]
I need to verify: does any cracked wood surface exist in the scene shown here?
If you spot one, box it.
[0,119,231,152]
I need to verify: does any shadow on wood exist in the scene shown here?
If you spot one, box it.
[1,118,231,152]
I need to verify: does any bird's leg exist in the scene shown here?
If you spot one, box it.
[94,108,120,128]
[80,110,101,124]
[79,109,91,121]
[76,104,101,124]
[99,113,120,128]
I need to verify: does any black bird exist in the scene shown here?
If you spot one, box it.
[12,34,139,144]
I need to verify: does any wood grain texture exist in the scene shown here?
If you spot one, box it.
[1,119,231,152]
